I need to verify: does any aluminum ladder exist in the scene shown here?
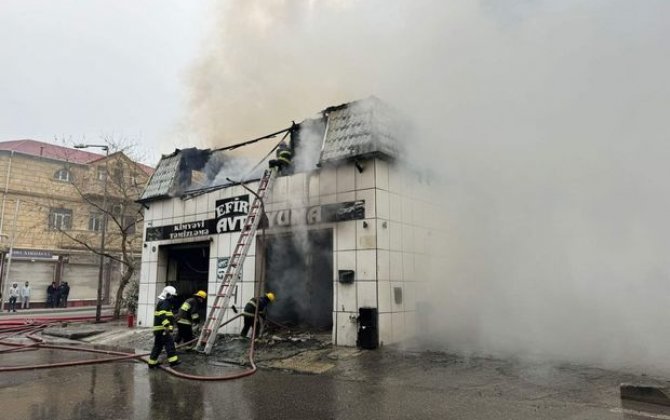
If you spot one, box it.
[195,167,278,354]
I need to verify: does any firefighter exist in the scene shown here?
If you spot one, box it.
[148,286,180,368]
[268,143,292,172]
[237,292,276,338]
[176,290,207,347]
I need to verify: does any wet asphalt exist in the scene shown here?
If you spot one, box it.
[0,345,667,419]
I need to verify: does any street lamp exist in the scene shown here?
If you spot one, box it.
[74,144,109,323]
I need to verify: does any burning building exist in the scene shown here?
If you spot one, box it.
[137,97,442,347]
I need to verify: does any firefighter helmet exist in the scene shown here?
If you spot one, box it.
[265,292,276,302]
[160,286,177,299]
[194,290,207,299]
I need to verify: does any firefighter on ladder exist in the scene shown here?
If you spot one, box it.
[235,292,276,338]
[176,290,207,348]
[268,142,292,173]
[148,286,181,368]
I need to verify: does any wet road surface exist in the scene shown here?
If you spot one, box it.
[0,345,668,419]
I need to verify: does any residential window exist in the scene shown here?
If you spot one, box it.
[123,216,136,234]
[54,168,72,182]
[88,213,103,232]
[96,166,107,181]
[49,208,72,230]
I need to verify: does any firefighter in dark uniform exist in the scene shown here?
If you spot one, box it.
[238,292,276,338]
[268,142,292,173]
[148,286,180,368]
[176,290,207,346]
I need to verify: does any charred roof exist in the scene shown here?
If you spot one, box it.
[139,97,405,203]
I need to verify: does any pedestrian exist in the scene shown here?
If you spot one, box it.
[20,281,30,309]
[60,282,70,308]
[47,282,56,308]
[236,292,276,338]
[8,283,19,312]
[54,282,62,308]
[175,290,207,347]
[148,286,180,369]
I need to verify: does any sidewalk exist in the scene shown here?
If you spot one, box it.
[0,305,114,320]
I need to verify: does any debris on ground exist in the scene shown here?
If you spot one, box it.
[42,325,107,340]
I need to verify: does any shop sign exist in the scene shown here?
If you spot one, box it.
[145,219,216,241]
[215,195,250,233]
[11,249,55,260]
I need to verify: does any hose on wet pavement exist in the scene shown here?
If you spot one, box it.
[0,312,262,381]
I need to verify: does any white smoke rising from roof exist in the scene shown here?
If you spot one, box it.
[188,0,670,373]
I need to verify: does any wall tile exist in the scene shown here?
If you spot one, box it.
[377,281,391,313]
[378,313,392,346]
[288,172,307,202]
[336,191,355,202]
[319,167,337,195]
[357,280,377,308]
[138,282,149,305]
[402,225,414,253]
[356,249,377,281]
[390,251,403,282]
[336,221,356,251]
[242,257,256,283]
[184,197,196,218]
[376,189,389,220]
[389,221,402,251]
[355,159,375,190]
[195,194,210,217]
[172,199,185,221]
[376,219,390,250]
[356,219,377,250]
[336,250,356,272]
[392,312,406,343]
[402,253,415,282]
[336,281,357,312]
[336,164,355,193]
[307,173,320,204]
[271,176,288,204]
[356,189,376,219]
[335,311,358,346]
[375,159,389,191]
[389,193,402,222]
[401,197,413,225]
[320,193,337,205]
[377,250,390,282]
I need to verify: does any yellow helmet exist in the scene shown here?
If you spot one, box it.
[265,292,276,302]
[194,290,207,299]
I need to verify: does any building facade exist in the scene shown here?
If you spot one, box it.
[0,140,151,309]
[137,98,444,346]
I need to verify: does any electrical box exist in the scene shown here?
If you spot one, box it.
[338,270,354,284]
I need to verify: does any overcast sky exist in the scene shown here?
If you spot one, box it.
[0,1,211,164]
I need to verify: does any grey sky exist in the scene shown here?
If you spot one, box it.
[0,1,209,163]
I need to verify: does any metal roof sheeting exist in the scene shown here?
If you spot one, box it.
[139,154,180,201]
[319,97,403,165]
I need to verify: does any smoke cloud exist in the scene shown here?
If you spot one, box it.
[188,0,670,373]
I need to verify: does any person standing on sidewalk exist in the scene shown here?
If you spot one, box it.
[8,283,19,312]
[20,281,30,309]
[47,282,56,308]
[59,282,70,308]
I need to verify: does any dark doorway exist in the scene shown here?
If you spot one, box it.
[165,241,209,309]
[261,229,333,330]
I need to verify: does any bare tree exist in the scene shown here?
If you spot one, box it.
[54,138,151,318]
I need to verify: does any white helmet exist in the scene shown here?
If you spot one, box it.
[159,285,177,300]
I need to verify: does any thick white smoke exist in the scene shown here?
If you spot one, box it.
[187,0,670,373]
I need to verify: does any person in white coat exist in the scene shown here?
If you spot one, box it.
[8,283,19,312]
[20,281,30,309]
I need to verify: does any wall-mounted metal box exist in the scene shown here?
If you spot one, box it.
[338,270,354,284]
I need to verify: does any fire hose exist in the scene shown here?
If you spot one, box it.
[0,311,263,381]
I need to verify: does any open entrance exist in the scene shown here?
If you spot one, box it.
[260,229,334,330]
[164,241,209,310]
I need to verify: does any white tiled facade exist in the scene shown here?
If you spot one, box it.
[138,158,440,347]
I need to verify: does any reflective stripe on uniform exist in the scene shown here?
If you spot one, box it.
[148,359,158,365]
[168,355,179,363]
[180,302,191,312]
[154,310,174,317]
[177,319,191,325]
